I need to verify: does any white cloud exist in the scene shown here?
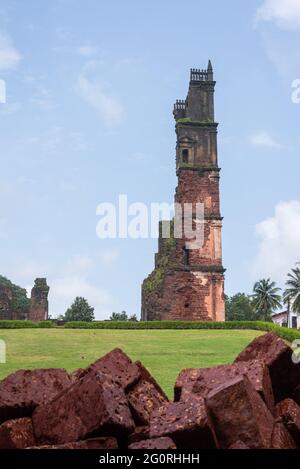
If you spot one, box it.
[0,102,21,115]
[12,258,50,282]
[0,32,21,71]
[250,131,282,148]
[77,45,97,57]
[30,88,56,111]
[50,275,112,319]
[64,255,94,277]
[98,249,119,266]
[76,62,124,126]
[252,201,300,284]
[256,0,300,29]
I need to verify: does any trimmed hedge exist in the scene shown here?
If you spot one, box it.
[64,320,300,342]
[0,320,54,329]
[0,320,299,343]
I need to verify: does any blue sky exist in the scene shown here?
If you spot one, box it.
[0,0,300,318]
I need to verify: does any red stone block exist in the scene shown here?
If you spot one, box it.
[32,370,135,445]
[175,360,274,413]
[129,437,176,449]
[127,362,168,425]
[150,396,217,449]
[275,398,300,446]
[205,375,274,449]
[128,426,150,445]
[74,348,141,391]
[0,368,72,423]
[27,437,118,449]
[271,422,297,449]
[234,332,300,402]
[228,440,249,449]
[0,417,36,449]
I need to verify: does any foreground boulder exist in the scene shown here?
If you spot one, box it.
[0,333,299,450]
[150,396,217,449]
[234,332,300,402]
[271,422,297,449]
[73,348,141,391]
[32,370,135,445]
[127,361,168,425]
[128,437,176,449]
[27,437,118,449]
[275,398,300,445]
[0,368,72,424]
[205,375,274,449]
[0,417,36,449]
[175,359,274,413]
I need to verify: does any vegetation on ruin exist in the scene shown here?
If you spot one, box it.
[0,275,30,318]
[142,219,177,294]
[0,328,263,397]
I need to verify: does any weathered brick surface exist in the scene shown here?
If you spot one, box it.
[235,332,300,401]
[271,422,297,449]
[74,348,140,391]
[275,398,300,445]
[32,370,135,445]
[142,270,224,322]
[0,417,35,449]
[175,360,274,413]
[0,368,72,423]
[205,375,274,449]
[150,396,217,449]
[129,437,176,450]
[27,437,118,449]
[127,362,168,426]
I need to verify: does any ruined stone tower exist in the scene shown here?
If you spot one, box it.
[28,278,50,321]
[142,62,225,321]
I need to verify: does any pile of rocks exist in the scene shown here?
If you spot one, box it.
[0,332,300,449]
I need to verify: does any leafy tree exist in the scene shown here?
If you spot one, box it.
[64,297,95,322]
[225,293,256,321]
[283,266,300,315]
[128,314,138,322]
[252,279,282,321]
[109,311,128,321]
[0,275,30,318]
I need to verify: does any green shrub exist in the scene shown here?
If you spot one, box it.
[63,320,300,341]
[0,320,38,329]
[0,320,54,329]
[36,321,54,328]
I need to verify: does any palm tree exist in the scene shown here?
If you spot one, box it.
[252,278,282,321]
[283,267,300,316]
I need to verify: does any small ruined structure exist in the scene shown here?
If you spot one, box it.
[28,278,50,321]
[142,62,225,321]
[0,284,15,320]
[0,276,49,321]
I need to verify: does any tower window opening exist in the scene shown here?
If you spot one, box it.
[182,149,189,163]
[184,302,190,308]
[183,247,190,266]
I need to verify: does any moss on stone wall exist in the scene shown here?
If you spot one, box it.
[143,219,177,295]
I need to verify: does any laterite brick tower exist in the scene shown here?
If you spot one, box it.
[142,62,225,321]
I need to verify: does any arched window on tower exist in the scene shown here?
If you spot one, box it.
[182,149,189,164]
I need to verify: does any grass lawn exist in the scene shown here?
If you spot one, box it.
[0,329,263,398]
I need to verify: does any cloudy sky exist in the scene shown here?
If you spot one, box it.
[0,0,300,318]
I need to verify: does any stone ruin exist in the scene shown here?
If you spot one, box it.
[0,332,300,449]
[27,278,49,321]
[0,277,49,321]
[142,63,225,321]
